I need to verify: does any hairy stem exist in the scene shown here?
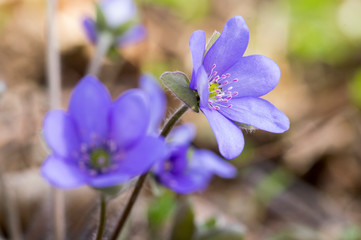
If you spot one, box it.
[87,32,113,76]
[95,194,107,240]
[110,104,189,240]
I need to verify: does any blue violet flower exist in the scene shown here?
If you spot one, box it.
[189,16,290,160]
[139,74,236,194]
[83,0,146,47]
[154,124,237,194]
[41,75,166,189]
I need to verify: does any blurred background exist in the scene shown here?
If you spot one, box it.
[0,0,361,239]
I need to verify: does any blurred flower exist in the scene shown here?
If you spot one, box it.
[41,75,166,189]
[82,0,146,47]
[189,16,290,160]
[139,74,167,135]
[154,124,237,194]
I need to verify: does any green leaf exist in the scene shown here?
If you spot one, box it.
[196,227,244,240]
[204,31,220,56]
[161,71,199,112]
[95,3,107,31]
[112,19,137,36]
[170,198,195,240]
[147,190,176,231]
[255,167,293,205]
[203,217,217,230]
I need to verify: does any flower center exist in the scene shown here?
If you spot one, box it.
[207,64,239,110]
[76,139,122,176]
[90,148,111,170]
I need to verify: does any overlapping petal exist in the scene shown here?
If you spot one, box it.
[220,97,290,133]
[139,74,166,134]
[41,156,86,189]
[203,16,249,75]
[159,171,210,194]
[193,149,236,178]
[116,136,166,177]
[117,24,146,47]
[69,75,112,146]
[189,30,206,90]
[224,55,281,98]
[167,123,195,146]
[43,110,80,158]
[201,107,244,160]
[196,66,210,108]
[82,17,97,44]
[111,89,150,149]
[87,172,133,188]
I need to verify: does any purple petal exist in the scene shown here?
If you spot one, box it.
[117,24,146,47]
[196,66,210,108]
[167,123,196,146]
[201,107,244,160]
[220,97,290,133]
[189,30,206,90]
[41,155,86,189]
[224,55,281,98]
[139,74,166,134]
[87,172,133,188]
[159,171,210,194]
[100,0,137,28]
[203,16,249,76]
[69,75,112,146]
[193,149,237,178]
[116,136,167,176]
[82,17,97,44]
[111,89,150,149]
[43,110,81,158]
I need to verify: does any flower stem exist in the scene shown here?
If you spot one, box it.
[110,104,189,240]
[95,194,107,240]
[87,32,113,76]
[160,104,189,137]
[46,0,64,239]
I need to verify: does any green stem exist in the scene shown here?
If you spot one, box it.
[160,104,189,137]
[95,194,107,240]
[87,32,113,76]
[110,104,189,240]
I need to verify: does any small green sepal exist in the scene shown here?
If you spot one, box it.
[204,30,221,56]
[160,71,200,112]
[95,3,107,31]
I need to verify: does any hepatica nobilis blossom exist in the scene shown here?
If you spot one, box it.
[189,16,290,160]
[41,75,166,189]
[83,0,146,47]
[139,74,166,135]
[154,124,236,194]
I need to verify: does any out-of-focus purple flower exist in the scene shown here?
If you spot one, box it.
[41,75,166,189]
[189,16,290,160]
[154,124,237,194]
[100,0,137,28]
[82,0,146,47]
[139,74,167,135]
